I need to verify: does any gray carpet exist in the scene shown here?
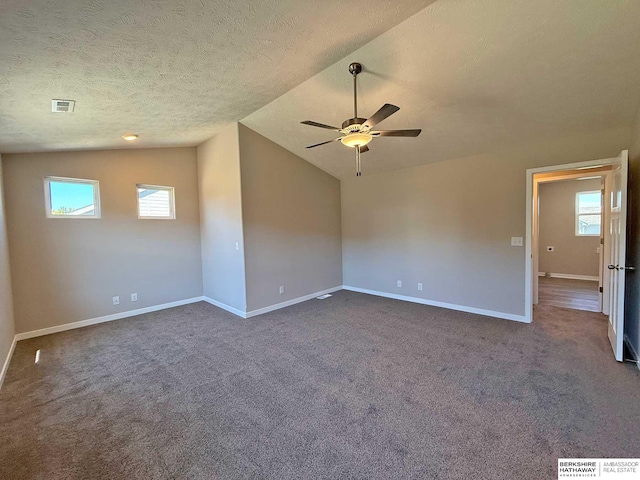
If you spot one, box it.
[1,291,639,479]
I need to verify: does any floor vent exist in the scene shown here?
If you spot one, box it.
[51,99,75,113]
[316,294,332,300]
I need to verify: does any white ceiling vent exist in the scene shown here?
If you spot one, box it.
[51,99,75,113]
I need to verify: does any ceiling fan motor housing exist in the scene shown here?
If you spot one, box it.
[342,117,367,131]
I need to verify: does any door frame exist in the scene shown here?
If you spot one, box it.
[524,156,618,323]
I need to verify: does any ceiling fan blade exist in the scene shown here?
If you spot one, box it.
[305,137,342,149]
[360,144,369,153]
[362,104,400,129]
[371,129,422,137]
[301,120,341,131]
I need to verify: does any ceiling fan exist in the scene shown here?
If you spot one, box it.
[301,62,421,177]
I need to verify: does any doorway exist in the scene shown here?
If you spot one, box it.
[535,171,609,312]
[524,150,629,361]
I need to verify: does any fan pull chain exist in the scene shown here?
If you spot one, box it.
[354,147,358,176]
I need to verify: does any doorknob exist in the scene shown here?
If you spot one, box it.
[608,265,617,270]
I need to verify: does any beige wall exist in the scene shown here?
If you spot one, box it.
[238,124,342,312]
[538,178,601,277]
[0,155,15,383]
[342,127,629,318]
[625,108,640,360]
[197,124,247,312]
[3,148,202,334]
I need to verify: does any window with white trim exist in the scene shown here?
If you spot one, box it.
[137,184,175,219]
[44,176,101,218]
[575,190,601,236]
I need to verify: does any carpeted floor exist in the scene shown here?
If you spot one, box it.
[1,291,639,479]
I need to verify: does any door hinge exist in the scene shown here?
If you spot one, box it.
[600,238,604,244]
[599,286,603,293]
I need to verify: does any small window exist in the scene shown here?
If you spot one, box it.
[575,190,601,236]
[137,184,175,219]
[44,176,100,218]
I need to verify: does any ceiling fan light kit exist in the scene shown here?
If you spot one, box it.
[301,62,422,177]
[340,132,372,148]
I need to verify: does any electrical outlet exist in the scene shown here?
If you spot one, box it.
[511,237,523,247]
[279,286,285,295]
[397,280,402,288]
[235,242,239,251]
[131,293,138,302]
[112,296,120,306]
[418,283,423,291]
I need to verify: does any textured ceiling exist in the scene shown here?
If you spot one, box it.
[0,0,433,153]
[242,0,640,178]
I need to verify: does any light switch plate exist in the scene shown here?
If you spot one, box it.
[511,237,523,247]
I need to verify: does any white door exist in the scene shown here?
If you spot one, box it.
[607,150,629,362]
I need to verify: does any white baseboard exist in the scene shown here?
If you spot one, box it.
[538,272,599,281]
[245,286,343,318]
[14,297,204,341]
[203,286,344,319]
[624,334,640,372]
[343,286,529,323]
[0,335,17,390]
[202,297,247,318]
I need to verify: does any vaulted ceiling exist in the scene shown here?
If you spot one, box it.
[0,0,433,153]
[243,0,640,178]
[2,1,640,180]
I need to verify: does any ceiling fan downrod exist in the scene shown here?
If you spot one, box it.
[350,63,363,177]
[349,62,362,118]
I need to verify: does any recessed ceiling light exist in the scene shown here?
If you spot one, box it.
[122,134,138,141]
